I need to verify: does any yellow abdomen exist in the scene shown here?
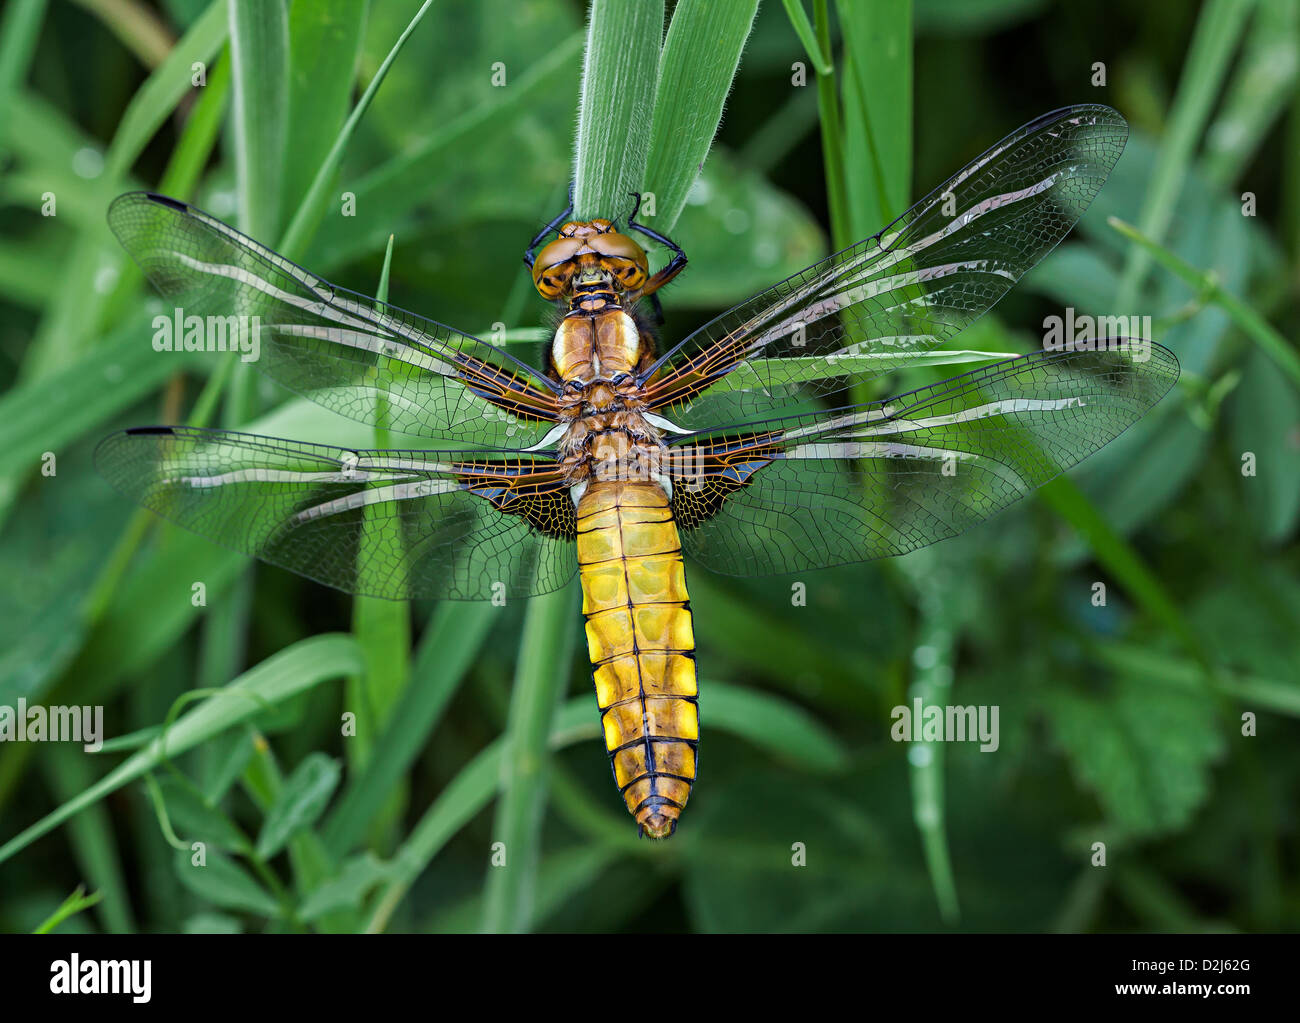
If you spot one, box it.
[575,480,698,838]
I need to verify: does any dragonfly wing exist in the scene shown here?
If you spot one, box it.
[663,342,1178,576]
[640,105,1129,430]
[108,192,563,446]
[95,427,577,600]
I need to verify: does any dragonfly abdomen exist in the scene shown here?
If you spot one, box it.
[575,480,698,839]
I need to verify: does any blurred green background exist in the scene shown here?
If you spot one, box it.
[1,0,1298,933]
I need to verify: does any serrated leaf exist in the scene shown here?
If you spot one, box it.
[1043,676,1224,839]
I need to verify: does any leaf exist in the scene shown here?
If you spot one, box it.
[298,852,394,921]
[157,777,251,853]
[704,682,848,773]
[173,848,280,917]
[1043,675,1224,839]
[480,583,579,933]
[256,753,343,858]
[644,0,760,230]
[0,635,362,866]
[199,730,257,802]
[282,0,366,216]
[837,0,912,237]
[1188,564,1300,681]
[1230,349,1300,541]
[573,0,664,219]
[667,145,824,308]
[228,0,289,237]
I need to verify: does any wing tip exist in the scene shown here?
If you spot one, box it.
[124,426,177,436]
[143,192,189,213]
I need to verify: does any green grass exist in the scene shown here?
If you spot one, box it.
[0,0,1297,935]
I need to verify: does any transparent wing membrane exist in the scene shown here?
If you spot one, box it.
[641,105,1130,429]
[108,192,563,447]
[94,427,577,600]
[664,342,1178,576]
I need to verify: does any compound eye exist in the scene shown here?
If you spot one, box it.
[534,238,568,270]
[531,238,581,296]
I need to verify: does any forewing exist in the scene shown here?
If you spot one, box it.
[641,105,1129,430]
[108,192,562,446]
[663,342,1178,575]
[95,426,577,600]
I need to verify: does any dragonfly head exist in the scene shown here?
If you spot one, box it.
[531,219,649,301]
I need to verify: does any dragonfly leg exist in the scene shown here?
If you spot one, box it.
[646,292,666,327]
[626,192,687,298]
[523,183,575,268]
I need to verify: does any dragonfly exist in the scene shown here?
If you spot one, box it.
[98,104,1178,839]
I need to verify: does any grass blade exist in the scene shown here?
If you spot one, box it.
[644,0,759,230]
[368,682,833,932]
[1201,0,1299,187]
[32,886,104,935]
[0,317,203,478]
[836,0,911,235]
[228,0,289,237]
[479,584,579,933]
[347,236,412,841]
[43,745,136,933]
[322,601,497,858]
[103,0,227,181]
[0,635,363,867]
[0,0,48,128]
[1110,215,1300,389]
[573,0,664,219]
[705,681,847,772]
[282,0,366,216]
[277,0,436,260]
[1113,0,1255,312]
[896,550,961,925]
[808,0,850,248]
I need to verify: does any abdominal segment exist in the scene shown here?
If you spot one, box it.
[575,480,698,838]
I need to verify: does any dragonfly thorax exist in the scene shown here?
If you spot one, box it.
[551,306,645,382]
